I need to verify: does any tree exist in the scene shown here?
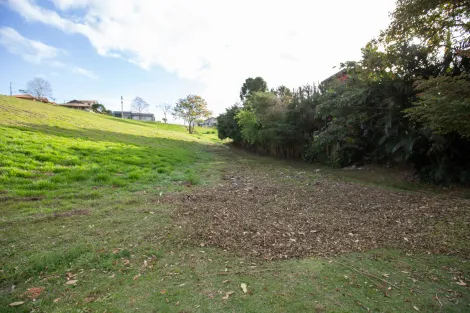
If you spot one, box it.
[240,77,268,101]
[26,78,52,99]
[406,74,470,137]
[131,97,149,113]
[217,105,242,142]
[91,103,110,115]
[173,95,211,134]
[158,103,173,123]
[383,0,470,74]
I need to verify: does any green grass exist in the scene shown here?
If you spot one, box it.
[0,96,219,211]
[1,95,469,312]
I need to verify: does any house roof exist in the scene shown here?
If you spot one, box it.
[76,100,98,104]
[12,94,49,102]
[321,70,349,85]
[13,94,35,99]
[131,112,154,116]
[60,102,91,108]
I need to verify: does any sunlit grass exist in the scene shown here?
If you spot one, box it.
[0,96,218,211]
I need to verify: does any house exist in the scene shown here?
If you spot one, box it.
[111,111,155,122]
[59,100,98,111]
[12,94,49,103]
[199,117,217,127]
[321,70,349,86]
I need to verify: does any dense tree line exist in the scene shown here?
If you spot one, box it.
[217,0,470,185]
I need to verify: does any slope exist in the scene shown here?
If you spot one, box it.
[0,95,218,211]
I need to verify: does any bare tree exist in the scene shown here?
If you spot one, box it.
[26,78,52,99]
[157,103,172,123]
[131,97,149,113]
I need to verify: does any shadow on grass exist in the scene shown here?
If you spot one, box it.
[224,144,464,195]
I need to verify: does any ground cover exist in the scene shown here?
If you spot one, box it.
[1,95,469,312]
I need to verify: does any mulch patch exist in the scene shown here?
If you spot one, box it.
[163,166,470,260]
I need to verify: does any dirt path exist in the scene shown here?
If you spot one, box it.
[164,156,470,260]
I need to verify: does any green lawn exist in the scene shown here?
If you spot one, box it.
[1,96,469,312]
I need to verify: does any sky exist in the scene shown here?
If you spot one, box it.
[0,0,396,122]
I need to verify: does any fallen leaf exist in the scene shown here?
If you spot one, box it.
[456,280,467,286]
[160,289,167,294]
[223,280,231,284]
[84,296,96,303]
[66,272,76,280]
[65,280,78,285]
[9,302,25,307]
[25,287,44,299]
[175,301,180,306]
[53,298,60,303]
[222,291,235,300]
[413,305,420,311]
[240,283,248,293]
[133,274,141,280]
[383,273,390,278]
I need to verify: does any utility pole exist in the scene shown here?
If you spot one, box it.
[10,82,12,96]
[121,96,124,118]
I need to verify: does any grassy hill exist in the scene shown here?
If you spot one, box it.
[0,95,218,212]
[1,95,469,313]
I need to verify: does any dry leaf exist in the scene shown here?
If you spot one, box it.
[9,302,25,307]
[160,289,167,294]
[240,283,248,293]
[66,272,76,280]
[223,280,231,284]
[222,291,235,300]
[65,280,78,285]
[413,306,420,311]
[25,287,44,299]
[456,280,467,286]
[383,274,390,278]
[53,298,60,303]
[133,274,141,280]
[175,301,180,306]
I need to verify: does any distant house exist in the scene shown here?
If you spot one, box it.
[12,94,49,103]
[111,111,155,122]
[199,117,217,127]
[321,70,349,86]
[59,100,98,111]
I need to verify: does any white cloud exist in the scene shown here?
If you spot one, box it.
[7,0,397,113]
[0,26,62,65]
[0,26,98,80]
[72,66,98,79]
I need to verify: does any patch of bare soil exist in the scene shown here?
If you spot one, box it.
[164,166,470,260]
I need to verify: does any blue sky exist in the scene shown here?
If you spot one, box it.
[0,0,396,121]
